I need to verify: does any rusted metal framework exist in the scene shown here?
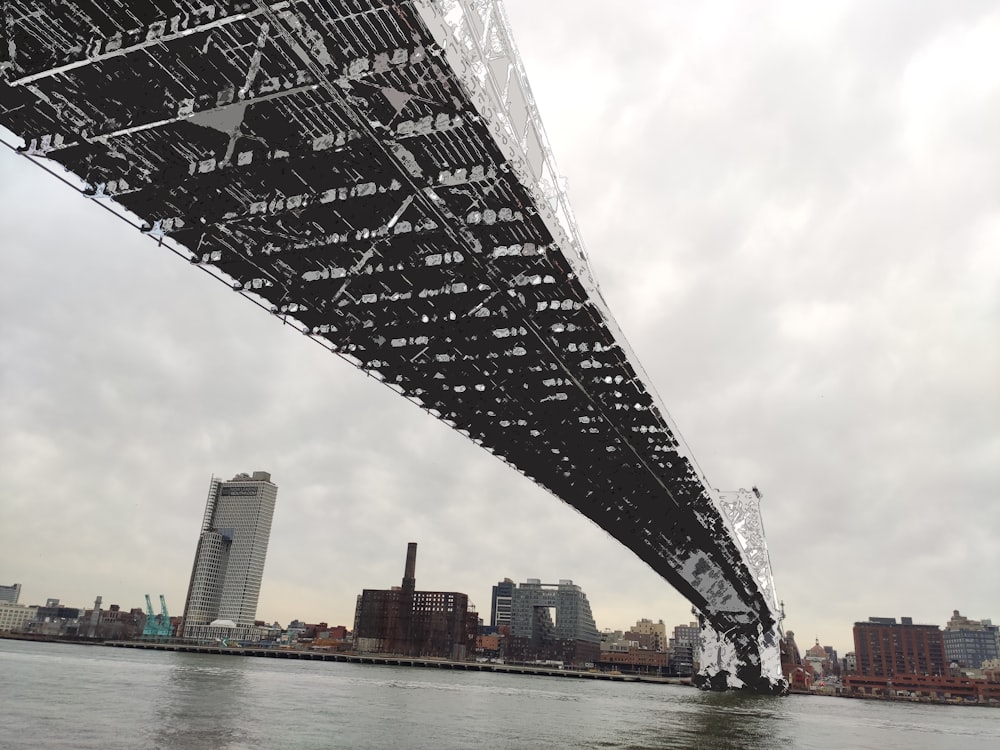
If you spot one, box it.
[0,0,784,691]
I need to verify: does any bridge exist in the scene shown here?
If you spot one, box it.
[0,0,785,692]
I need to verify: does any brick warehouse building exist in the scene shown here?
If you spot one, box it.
[853,616,946,677]
[353,543,477,660]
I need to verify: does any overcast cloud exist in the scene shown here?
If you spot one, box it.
[2,0,998,656]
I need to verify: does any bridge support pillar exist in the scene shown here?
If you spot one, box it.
[692,613,787,694]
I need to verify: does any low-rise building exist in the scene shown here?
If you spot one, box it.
[982,658,1000,683]
[845,673,1000,703]
[0,602,37,632]
[600,629,625,651]
[476,633,501,659]
[24,599,83,637]
[596,647,668,673]
[79,602,145,640]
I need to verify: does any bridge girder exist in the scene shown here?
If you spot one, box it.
[1,0,785,691]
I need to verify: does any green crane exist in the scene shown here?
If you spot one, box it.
[142,594,172,639]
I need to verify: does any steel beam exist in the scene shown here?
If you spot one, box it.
[0,0,786,692]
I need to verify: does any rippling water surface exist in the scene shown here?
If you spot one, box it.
[3,639,998,749]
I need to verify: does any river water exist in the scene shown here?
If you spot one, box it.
[2,639,997,749]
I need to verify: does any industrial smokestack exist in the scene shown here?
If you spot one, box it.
[88,596,102,638]
[402,542,417,593]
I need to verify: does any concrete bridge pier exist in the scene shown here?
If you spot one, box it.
[693,614,786,694]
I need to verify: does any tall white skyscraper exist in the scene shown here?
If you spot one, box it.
[181,471,277,641]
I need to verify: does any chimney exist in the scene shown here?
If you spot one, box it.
[88,596,102,638]
[402,542,417,593]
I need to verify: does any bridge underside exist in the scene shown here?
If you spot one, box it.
[1,0,784,691]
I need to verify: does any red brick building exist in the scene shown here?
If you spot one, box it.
[596,648,668,673]
[853,617,946,677]
[353,544,477,660]
[845,673,1000,703]
[476,633,500,652]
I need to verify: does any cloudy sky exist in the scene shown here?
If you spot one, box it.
[2,0,998,656]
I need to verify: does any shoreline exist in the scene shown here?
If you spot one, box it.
[6,637,996,707]
[0,632,104,646]
[101,639,693,685]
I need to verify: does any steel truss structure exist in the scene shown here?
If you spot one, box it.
[0,0,785,691]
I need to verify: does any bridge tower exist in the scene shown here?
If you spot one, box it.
[697,487,784,689]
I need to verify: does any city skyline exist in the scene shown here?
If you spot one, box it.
[5,566,995,662]
[2,0,999,658]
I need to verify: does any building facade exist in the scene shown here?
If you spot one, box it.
[0,583,21,604]
[506,579,600,666]
[181,471,278,641]
[23,601,82,636]
[803,639,838,677]
[80,602,146,640]
[942,610,1000,669]
[671,621,700,651]
[843,651,857,673]
[625,618,667,651]
[853,616,946,677]
[596,647,669,673]
[594,618,668,674]
[0,602,36,632]
[845,673,1000,702]
[354,543,477,660]
[668,621,700,675]
[490,578,515,630]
